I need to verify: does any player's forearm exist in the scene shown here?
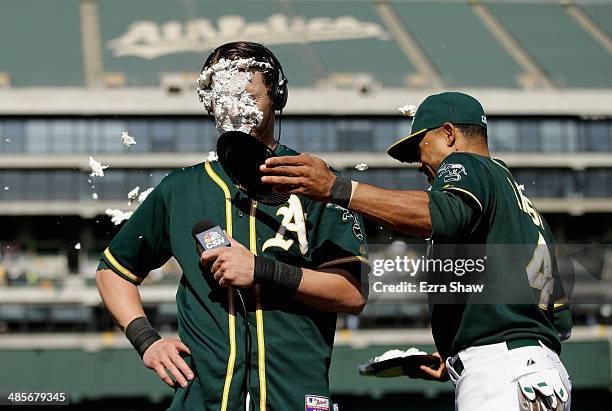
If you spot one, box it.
[349,183,432,238]
[293,268,366,315]
[96,269,146,330]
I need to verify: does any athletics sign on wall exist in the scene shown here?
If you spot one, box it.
[108,13,389,59]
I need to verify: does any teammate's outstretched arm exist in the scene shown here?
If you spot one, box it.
[96,269,194,388]
[261,154,432,238]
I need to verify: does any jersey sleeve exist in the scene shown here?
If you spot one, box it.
[428,190,480,242]
[430,153,492,213]
[97,184,172,285]
[428,153,493,242]
[306,202,369,284]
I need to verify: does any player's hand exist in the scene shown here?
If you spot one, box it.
[518,368,569,410]
[260,154,336,202]
[142,338,193,388]
[200,235,255,288]
[413,352,449,382]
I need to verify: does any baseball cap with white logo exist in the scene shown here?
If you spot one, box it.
[387,92,487,163]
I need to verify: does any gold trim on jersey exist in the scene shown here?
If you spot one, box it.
[539,303,568,311]
[442,187,483,211]
[204,160,236,411]
[222,288,237,411]
[103,248,142,283]
[318,255,370,269]
[250,201,267,411]
[205,161,233,235]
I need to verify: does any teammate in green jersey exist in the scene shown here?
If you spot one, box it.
[261,92,572,410]
[96,42,369,411]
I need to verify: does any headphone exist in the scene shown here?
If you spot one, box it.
[200,42,289,111]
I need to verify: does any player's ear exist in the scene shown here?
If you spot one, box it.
[441,123,456,148]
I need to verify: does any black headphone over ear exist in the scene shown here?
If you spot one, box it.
[201,42,289,111]
[270,56,288,111]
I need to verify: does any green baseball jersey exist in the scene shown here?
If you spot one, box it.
[426,152,571,358]
[98,144,368,411]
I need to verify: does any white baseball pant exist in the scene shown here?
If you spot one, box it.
[446,341,571,411]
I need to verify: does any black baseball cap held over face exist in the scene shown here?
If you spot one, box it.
[387,92,487,163]
[217,130,290,206]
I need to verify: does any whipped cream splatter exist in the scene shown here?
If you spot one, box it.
[121,131,136,147]
[89,156,109,177]
[398,104,417,117]
[205,151,218,162]
[196,58,272,134]
[138,187,154,203]
[374,347,427,362]
[105,209,134,225]
[127,186,140,205]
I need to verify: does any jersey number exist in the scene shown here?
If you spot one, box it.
[262,195,309,254]
[526,233,554,305]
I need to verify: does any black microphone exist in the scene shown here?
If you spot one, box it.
[192,219,231,256]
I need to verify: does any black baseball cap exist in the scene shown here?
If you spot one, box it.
[217,131,289,206]
[387,92,487,163]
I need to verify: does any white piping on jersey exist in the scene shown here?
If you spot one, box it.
[442,187,483,211]
[493,159,532,216]
[506,177,523,210]
[491,158,512,174]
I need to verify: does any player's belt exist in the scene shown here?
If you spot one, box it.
[451,339,543,376]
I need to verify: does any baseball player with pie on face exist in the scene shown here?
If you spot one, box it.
[96,42,369,411]
[262,92,573,410]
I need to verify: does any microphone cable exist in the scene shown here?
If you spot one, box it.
[235,288,253,408]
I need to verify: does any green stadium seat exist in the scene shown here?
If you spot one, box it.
[488,3,612,88]
[392,1,522,88]
[580,4,612,39]
[289,0,416,87]
[0,0,84,87]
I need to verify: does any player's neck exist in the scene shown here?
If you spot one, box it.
[253,113,276,150]
[463,143,490,158]
[256,122,276,150]
[256,130,276,150]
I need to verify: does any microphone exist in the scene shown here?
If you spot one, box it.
[192,219,231,256]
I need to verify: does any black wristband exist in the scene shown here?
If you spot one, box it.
[329,176,352,208]
[254,256,303,294]
[125,316,162,358]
